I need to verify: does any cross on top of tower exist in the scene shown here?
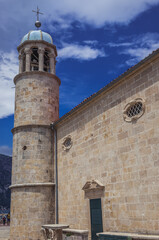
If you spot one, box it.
[32,6,43,28]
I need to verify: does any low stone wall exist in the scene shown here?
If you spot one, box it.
[97,232,159,240]
[63,229,89,240]
[0,226,10,240]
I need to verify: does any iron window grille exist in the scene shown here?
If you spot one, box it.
[123,98,145,122]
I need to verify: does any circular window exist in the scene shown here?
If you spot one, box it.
[62,136,72,151]
[123,98,145,122]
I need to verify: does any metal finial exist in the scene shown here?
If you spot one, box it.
[32,6,43,29]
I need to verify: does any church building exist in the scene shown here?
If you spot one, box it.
[10,14,159,240]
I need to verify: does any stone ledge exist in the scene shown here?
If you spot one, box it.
[11,124,51,133]
[14,71,61,85]
[97,232,159,239]
[42,224,69,230]
[63,229,89,235]
[9,182,55,189]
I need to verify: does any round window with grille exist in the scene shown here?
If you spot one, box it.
[62,136,72,151]
[123,98,145,122]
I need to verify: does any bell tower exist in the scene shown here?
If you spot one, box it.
[10,11,60,240]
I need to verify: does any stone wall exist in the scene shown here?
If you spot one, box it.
[10,126,55,240]
[10,186,55,240]
[10,69,59,239]
[57,55,159,234]
[12,126,54,184]
[14,72,60,127]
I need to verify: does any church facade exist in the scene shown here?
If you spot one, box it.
[10,25,159,240]
[56,49,159,237]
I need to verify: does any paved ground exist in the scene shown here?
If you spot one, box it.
[0,226,10,239]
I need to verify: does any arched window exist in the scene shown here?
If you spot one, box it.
[30,48,39,71]
[44,50,50,72]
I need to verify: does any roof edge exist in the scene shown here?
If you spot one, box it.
[53,48,159,127]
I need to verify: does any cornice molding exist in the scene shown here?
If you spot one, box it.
[11,124,51,133]
[10,182,55,189]
[14,71,61,85]
[17,40,57,56]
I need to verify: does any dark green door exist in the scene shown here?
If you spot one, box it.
[90,199,103,240]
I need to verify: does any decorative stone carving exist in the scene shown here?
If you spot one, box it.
[38,48,45,55]
[123,98,145,122]
[41,224,69,240]
[49,53,55,58]
[82,180,105,199]
[82,180,104,191]
[24,48,32,55]
[41,227,55,240]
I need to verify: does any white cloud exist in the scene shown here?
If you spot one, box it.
[124,33,159,65]
[0,0,159,51]
[47,0,159,27]
[83,40,99,46]
[58,43,106,60]
[107,42,133,47]
[108,32,159,66]
[125,47,158,60]
[124,45,159,65]
[0,145,12,156]
[0,51,18,118]
[0,1,159,117]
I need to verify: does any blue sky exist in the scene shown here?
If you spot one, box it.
[1,0,159,156]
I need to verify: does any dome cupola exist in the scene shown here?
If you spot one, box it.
[21,30,53,44]
[17,6,57,74]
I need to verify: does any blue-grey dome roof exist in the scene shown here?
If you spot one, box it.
[21,30,53,44]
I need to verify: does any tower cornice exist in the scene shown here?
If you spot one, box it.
[10,182,55,189]
[11,124,52,134]
[14,71,61,85]
[17,40,57,56]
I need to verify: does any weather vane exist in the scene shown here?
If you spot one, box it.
[32,6,43,28]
